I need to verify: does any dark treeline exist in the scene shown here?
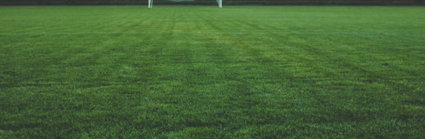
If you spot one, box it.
[1,0,424,5]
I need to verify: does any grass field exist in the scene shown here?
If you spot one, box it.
[1,6,425,138]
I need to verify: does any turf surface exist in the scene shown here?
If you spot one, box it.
[0,6,424,138]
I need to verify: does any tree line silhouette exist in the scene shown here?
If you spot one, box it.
[1,0,424,5]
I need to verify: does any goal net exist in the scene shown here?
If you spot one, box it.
[148,0,222,8]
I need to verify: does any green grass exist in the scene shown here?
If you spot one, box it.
[1,6,425,138]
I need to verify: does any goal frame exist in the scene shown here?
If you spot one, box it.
[148,0,222,8]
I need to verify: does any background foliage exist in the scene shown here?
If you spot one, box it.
[1,0,424,5]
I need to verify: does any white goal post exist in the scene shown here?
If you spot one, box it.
[217,0,222,8]
[148,0,222,8]
[148,0,153,8]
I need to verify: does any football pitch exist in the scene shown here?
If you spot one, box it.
[0,6,424,138]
